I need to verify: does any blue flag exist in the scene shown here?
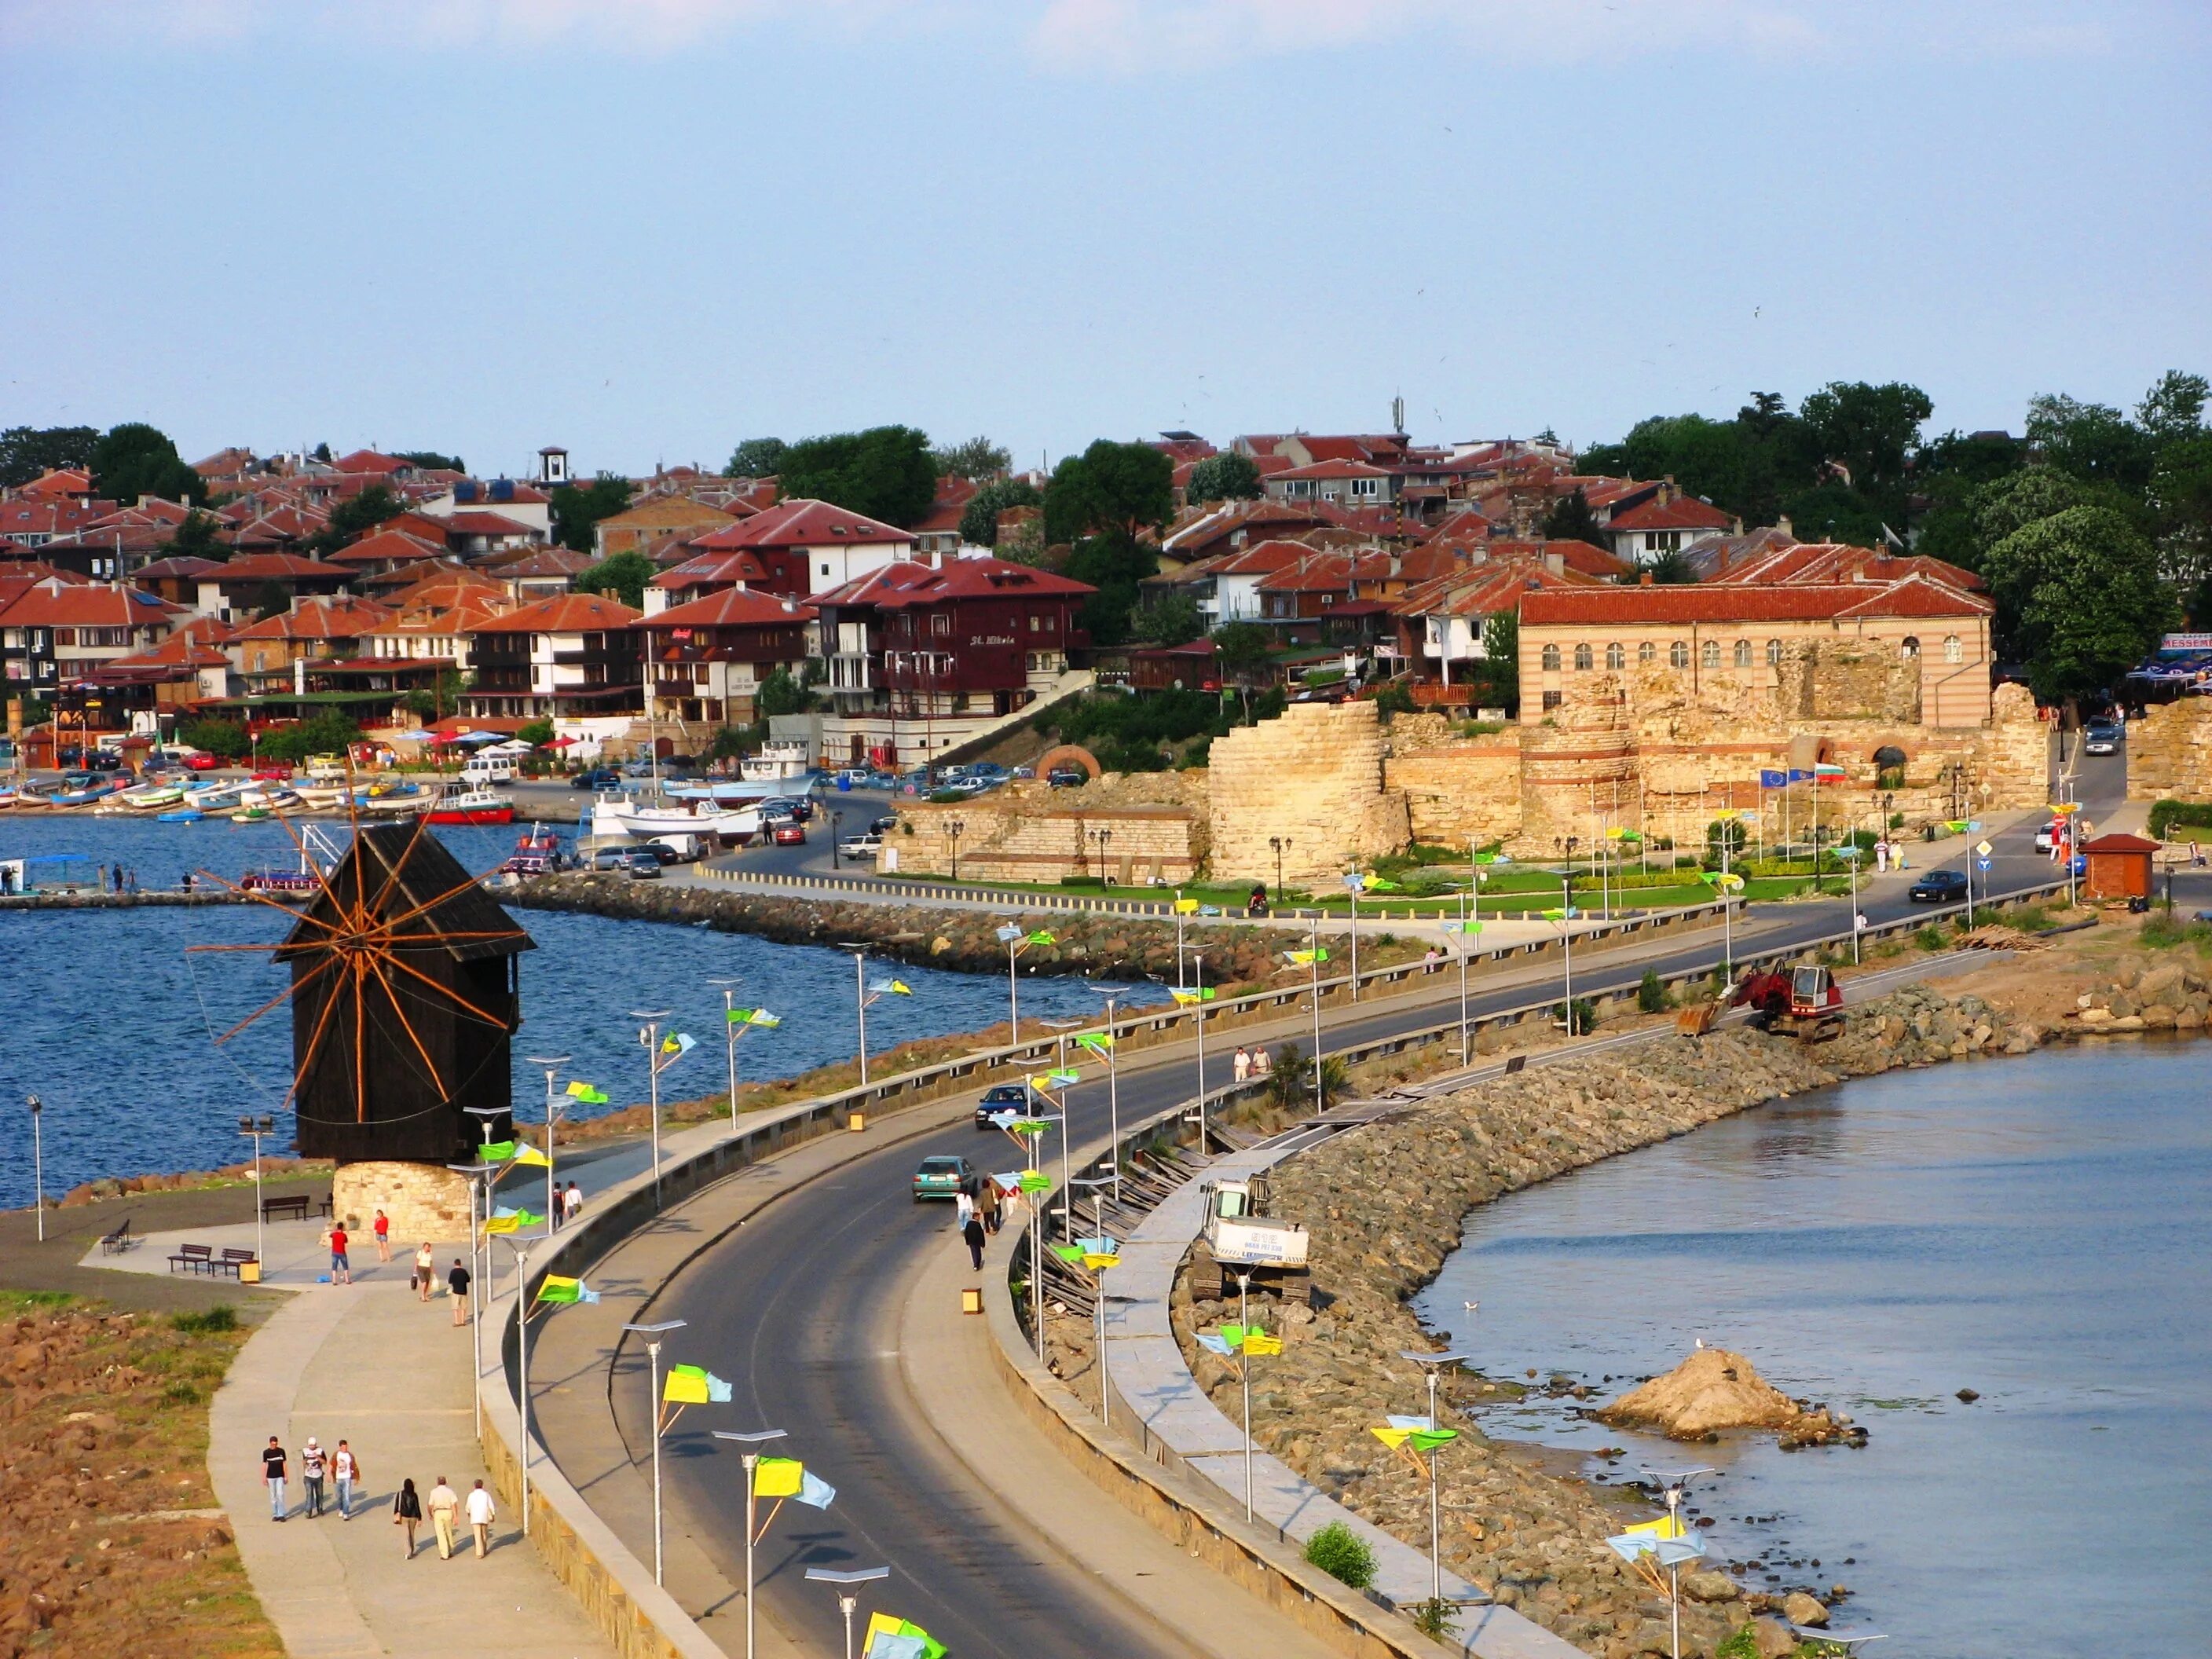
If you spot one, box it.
[1759,768,1787,789]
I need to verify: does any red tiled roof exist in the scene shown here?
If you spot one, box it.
[232,597,393,641]
[1604,496,1736,533]
[813,556,1093,610]
[688,498,914,553]
[0,577,184,628]
[467,593,643,633]
[1269,459,1395,481]
[0,500,112,538]
[910,474,980,535]
[132,555,227,580]
[646,588,816,628]
[212,551,352,580]
[1520,580,1987,628]
[331,449,410,476]
[13,467,95,499]
[441,510,539,537]
[650,549,775,590]
[324,529,446,566]
[481,547,592,579]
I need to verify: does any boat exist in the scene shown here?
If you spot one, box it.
[356,782,427,816]
[597,794,760,841]
[740,738,816,785]
[500,823,569,875]
[238,868,320,895]
[51,778,127,807]
[426,786,515,826]
[157,808,205,824]
[186,782,247,811]
[115,784,185,811]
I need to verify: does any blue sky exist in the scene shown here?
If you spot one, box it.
[2,1,2207,478]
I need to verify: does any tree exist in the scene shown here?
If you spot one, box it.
[2137,371,2209,447]
[516,718,555,748]
[1213,621,1274,716]
[1476,609,1519,715]
[755,666,812,718]
[1983,507,2174,702]
[0,425,98,489]
[1778,480,1888,549]
[576,549,655,610]
[2149,434,2212,617]
[1044,439,1174,545]
[1064,533,1156,646]
[958,478,1042,548]
[775,427,938,526]
[89,422,206,505]
[930,436,1011,481]
[1644,547,1699,585]
[257,711,364,764]
[396,450,465,472]
[1798,380,1932,504]
[726,437,788,478]
[2025,394,2154,492]
[159,510,228,562]
[180,716,249,758]
[1185,452,1262,506]
[251,580,291,621]
[1135,591,1204,647]
[550,474,635,553]
[304,482,402,554]
[1540,486,1605,546]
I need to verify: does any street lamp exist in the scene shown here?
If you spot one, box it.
[828,808,842,869]
[837,943,912,1088]
[1196,1271,1283,1523]
[1269,835,1291,905]
[445,1161,500,1437]
[493,1233,537,1536]
[1066,1176,1119,1426]
[804,1566,892,1659]
[236,1113,275,1269]
[1342,871,1364,1000]
[1088,825,1114,885]
[524,1053,569,1232]
[632,1009,674,1208]
[712,1427,789,1659]
[1082,987,1126,1204]
[1398,1350,1473,1605]
[1035,1017,1084,1236]
[27,1095,44,1243]
[621,1318,688,1586]
[944,817,965,881]
[995,924,1050,1043]
[1640,1465,1715,1659]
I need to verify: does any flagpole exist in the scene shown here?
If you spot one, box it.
[526,1057,567,1240]
[634,1010,672,1211]
[1193,953,1208,1152]
[709,979,742,1130]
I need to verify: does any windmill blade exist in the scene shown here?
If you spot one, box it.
[358,808,440,930]
[187,866,351,939]
[364,953,451,1097]
[369,856,524,939]
[272,811,351,920]
[378,950,515,1031]
[284,961,351,1111]
[212,953,338,1045]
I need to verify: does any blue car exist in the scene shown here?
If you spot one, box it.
[1909,869,1969,903]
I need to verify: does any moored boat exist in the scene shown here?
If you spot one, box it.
[426,786,515,826]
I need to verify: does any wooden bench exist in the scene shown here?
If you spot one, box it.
[167,1243,213,1275]
[261,1194,311,1223]
[215,1247,258,1280]
[98,1216,136,1255]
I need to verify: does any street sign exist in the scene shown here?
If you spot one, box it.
[1977,857,1992,873]
[1976,840,1994,858]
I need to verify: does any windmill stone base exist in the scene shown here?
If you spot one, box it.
[333,1161,478,1242]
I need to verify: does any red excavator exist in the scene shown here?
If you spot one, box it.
[1730,963,1846,1042]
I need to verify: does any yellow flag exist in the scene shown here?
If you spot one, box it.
[1175,897,1200,914]
[1624,1514,1686,1540]
[753,1456,804,1498]
[510,1144,551,1169]
[1243,1331,1283,1356]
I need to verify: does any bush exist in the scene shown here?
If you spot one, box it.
[1915,924,1949,952]
[2148,798,2212,839]
[1637,969,1670,1013]
[1555,997,1599,1035]
[173,1305,238,1334]
[256,711,363,765]
[1303,1522,1376,1589]
[180,716,249,759]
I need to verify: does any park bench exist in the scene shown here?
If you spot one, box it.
[167,1243,213,1275]
[215,1247,258,1280]
[261,1193,311,1223]
[98,1216,136,1255]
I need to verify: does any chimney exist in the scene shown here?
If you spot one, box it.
[1640,571,1654,586]
[1776,515,1793,539]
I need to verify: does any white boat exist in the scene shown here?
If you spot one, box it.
[592,792,758,842]
[357,789,429,817]
[739,738,815,784]
[186,782,247,811]
[113,783,185,811]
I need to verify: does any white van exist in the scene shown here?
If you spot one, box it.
[460,754,515,786]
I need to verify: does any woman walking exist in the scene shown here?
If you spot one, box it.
[372,1209,392,1262]
[414,1243,434,1303]
[977,1175,1002,1237]
[393,1477,423,1558]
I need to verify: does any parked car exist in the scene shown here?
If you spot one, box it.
[1012,765,1036,779]
[837,834,881,860]
[974,1082,1032,1130]
[576,767,623,789]
[251,765,294,782]
[758,799,800,824]
[1047,768,1086,789]
[965,763,1010,782]
[771,821,807,846]
[2082,721,2123,756]
[911,1154,975,1202]
[636,840,686,866]
[624,851,664,879]
[183,751,223,771]
[592,847,634,872]
[1909,869,1970,903]
[870,814,899,835]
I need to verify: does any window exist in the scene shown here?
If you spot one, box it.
[1701,640,1721,670]
[1540,644,1561,672]
[1639,641,1655,666]
[1669,640,1689,668]
[1943,635,1963,663]
[1029,614,1041,632]
[1350,478,1380,498]
[1732,639,1752,668]
[820,563,831,577]
[1646,530,1682,555]
[1541,690,1563,712]
[1900,635,1920,658]
[1767,639,1782,666]
[1573,643,1593,671]
[1605,643,1625,670]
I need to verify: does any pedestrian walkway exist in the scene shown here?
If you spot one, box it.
[103,1224,617,1659]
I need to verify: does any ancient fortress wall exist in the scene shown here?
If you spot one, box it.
[884,772,1207,884]
[1206,701,1411,884]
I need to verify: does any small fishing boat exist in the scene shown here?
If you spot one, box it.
[51,777,127,807]
[187,782,247,811]
[595,792,760,842]
[112,783,184,811]
[156,807,205,824]
[500,822,568,874]
[426,786,515,826]
[238,868,319,895]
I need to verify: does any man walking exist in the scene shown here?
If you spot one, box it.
[961,1209,987,1272]
[448,1257,471,1327]
[301,1437,327,1517]
[332,1439,360,1519]
[262,1436,289,1521]
[427,1475,461,1559]
[564,1181,583,1225]
[465,1478,496,1558]
[1232,1045,1251,1084]
[328,1223,351,1286]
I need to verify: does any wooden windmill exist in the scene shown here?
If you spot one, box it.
[194,819,535,1165]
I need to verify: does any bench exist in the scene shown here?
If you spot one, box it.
[167,1243,213,1275]
[215,1247,258,1280]
[261,1194,310,1222]
[98,1216,136,1255]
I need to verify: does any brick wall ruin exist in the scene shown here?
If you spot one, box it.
[2125,697,2212,801]
[1207,701,1411,884]
[884,771,1207,884]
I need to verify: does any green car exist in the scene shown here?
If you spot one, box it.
[911,1155,974,1203]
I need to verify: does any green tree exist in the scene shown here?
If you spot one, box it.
[755,666,812,717]
[257,711,364,764]
[0,424,98,489]
[90,422,206,505]
[2149,435,2212,617]
[958,478,1042,548]
[403,668,464,724]
[179,716,249,758]
[2137,370,2209,447]
[304,482,403,554]
[1644,547,1698,585]
[1540,485,1606,546]
[395,450,465,472]
[516,718,555,747]
[1134,591,1204,647]
[726,437,788,478]
[1044,439,1175,545]
[1065,532,1157,646]
[550,474,635,553]
[1476,608,1519,715]
[1185,452,1262,506]
[1983,506,2174,702]
[159,510,228,562]
[776,426,938,526]
[2026,393,2154,491]
[1212,621,1274,713]
[251,580,291,621]
[1778,480,1888,548]
[930,435,1011,480]
[1798,379,1932,505]
[576,549,655,610]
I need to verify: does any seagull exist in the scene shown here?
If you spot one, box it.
[1463,1301,1480,1311]
[1695,1337,1705,1350]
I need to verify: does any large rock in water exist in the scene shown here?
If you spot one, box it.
[1598,1347,1811,1437]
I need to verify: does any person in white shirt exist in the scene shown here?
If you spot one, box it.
[464,1478,496,1558]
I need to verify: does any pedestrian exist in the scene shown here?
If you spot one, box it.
[954,1185,975,1229]
[414,1241,434,1302]
[333,1439,360,1519]
[393,1476,423,1557]
[1232,1046,1251,1084]
[181,870,194,895]
[372,1209,391,1262]
[301,1437,327,1517]
[328,1222,351,1285]
[427,1475,461,1559]
[977,1175,1002,1237]
[564,1181,582,1225]
[448,1258,471,1325]
[1253,1045,1273,1079]
[262,1436,289,1522]
[1876,839,1890,873]
[961,1210,987,1271]
[465,1479,496,1558]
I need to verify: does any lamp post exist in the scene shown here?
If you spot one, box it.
[493,1234,535,1536]
[1238,1272,1256,1518]
[837,943,911,1088]
[1069,1175,1117,1426]
[828,808,842,869]
[1642,1465,1714,1659]
[945,817,964,882]
[804,1566,891,1659]
[1308,914,1325,1113]
[524,1053,569,1232]
[236,1113,274,1269]
[1189,951,1210,1149]
[621,1318,687,1586]
[27,1095,44,1243]
[632,1009,673,1208]
[1400,1350,1473,1604]
[1343,871,1362,1000]
[1269,835,1291,905]
[1088,825,1115,887]
[445,1162,498,1437]
[1559,870,1577,1030]
[1083,987,1125,1205]
[712,1427,789,1659]
[1037,1017,1083,1237]
[994,925,1038,1043]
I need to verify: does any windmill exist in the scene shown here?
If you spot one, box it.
[191,814,535,1166]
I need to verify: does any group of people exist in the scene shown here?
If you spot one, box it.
[260,1435,364,1521]
[550,1181,584,1228]
[260,1440,497,1558]
[1229,1045,1276,1085]
[956,1174,1004,1269]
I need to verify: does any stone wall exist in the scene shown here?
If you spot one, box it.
[1382,739,1523,848]
[1207,701,1410,884]
[332,1160,475,1240]
[2126,697,2212,802]
[882,771,1207,884]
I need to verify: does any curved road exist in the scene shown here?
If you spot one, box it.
[593,748,2122,1653]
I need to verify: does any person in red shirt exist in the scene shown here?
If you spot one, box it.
[328,1223,352,1285]
[372,1208,392,1262]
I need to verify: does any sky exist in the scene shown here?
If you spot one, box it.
[2,0,2208,479]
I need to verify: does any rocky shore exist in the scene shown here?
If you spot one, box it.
[1166,985,2045,1659]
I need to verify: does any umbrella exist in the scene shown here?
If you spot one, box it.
[452,731,505,747]
[542,736,578,748]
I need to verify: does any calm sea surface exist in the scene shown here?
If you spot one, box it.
[0,816,1159,1207]
[1415,1043,2212,1659]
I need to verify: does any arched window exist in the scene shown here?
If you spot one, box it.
[1767,639,1783,666]
[1943,635,1963,663]
[1573,643,1593,671]
[1669,640,1690,669]
[1540,643,1561,672]
[1900,635,1920,658]
[1733,639,1752,668]
[1639,641,1656,666]
[1701,639,1721,670]
[1606,642,1625,670]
